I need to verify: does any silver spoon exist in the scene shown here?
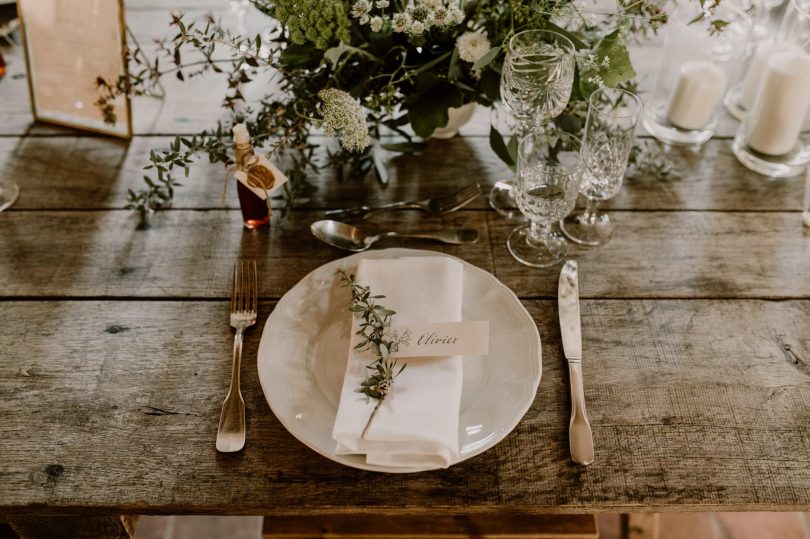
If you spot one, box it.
[311,220,479,252]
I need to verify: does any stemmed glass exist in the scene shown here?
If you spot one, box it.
[561,88,642,246]
[489,29,576,217]
[507,129,583,267]
[0,179,18,212]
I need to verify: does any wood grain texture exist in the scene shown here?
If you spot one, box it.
[622,514,660,539]
[0,136,804,212]
[260,514,599,538]
[1,209,808,299]
[0,299,808,516]
[6,515,135,539]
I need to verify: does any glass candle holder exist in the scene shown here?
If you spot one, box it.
[732,0,810,177]
[642,3,751,146]
[724,0,789,120]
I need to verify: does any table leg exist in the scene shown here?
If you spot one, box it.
[6,515,137,539]
[621,513,660,539]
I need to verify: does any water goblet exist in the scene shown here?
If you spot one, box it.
[489,29,576,218]
[561,87,642,246]
[507,129,583,268]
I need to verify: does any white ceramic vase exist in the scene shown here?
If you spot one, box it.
[430,102,477,139]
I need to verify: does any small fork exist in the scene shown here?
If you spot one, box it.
[216,261,257,453]
[324,183,482,220]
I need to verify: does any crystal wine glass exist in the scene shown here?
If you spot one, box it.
[507,129,583,268]
[0,179,18,212]
[489,29,576,218]
[561,87,642,246]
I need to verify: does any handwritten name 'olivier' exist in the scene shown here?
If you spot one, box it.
[417,332,458,345]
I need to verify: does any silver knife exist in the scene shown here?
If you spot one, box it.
[558,260,594,466]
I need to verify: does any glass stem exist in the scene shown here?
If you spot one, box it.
[582,198,601,225]
[527,220,551,245]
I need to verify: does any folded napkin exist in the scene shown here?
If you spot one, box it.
[332,256,464,468]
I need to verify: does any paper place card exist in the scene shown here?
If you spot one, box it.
[351,321,489,358]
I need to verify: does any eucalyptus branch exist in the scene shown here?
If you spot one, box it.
[337,268,407,438]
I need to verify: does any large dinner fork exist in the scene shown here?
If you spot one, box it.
[216,261,257,453]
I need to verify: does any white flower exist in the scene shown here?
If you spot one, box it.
[431,6,450,25]
[392,12,411,32]
[418,0,443,7]
[318,88,370,153]
[369,15,384,32]
[350,0,372,19]
[409,20,426,35]
[376,0,389,7]
[448,7,464,24]
[456,31,491,64]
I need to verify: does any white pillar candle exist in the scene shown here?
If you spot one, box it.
[666,61,728,130]
[746,51,810,156]
[740,43,801,110]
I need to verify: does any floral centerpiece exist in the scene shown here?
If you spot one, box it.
[98,0,671,217]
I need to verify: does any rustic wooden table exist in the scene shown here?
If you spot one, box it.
[1,3,810,539]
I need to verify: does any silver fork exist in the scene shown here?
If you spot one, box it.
[216,261,257,453]
[324,183,481,220]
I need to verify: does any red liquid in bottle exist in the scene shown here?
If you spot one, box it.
[236,180,270,229]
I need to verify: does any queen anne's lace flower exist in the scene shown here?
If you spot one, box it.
[431,6,450,25]
[318,89,370,152]
[456,31,490,64]
[392,12,411,32]
[409,20,426,34]
[448,7,464,24]
[370,16,384,32]
[351,0,372,20]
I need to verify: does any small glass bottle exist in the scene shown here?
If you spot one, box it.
[232,124,270,229]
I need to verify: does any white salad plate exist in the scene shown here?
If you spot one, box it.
[257,248,541,473]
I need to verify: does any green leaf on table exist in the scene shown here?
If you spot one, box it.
[379,142,427,153]
[489,126,515,169]
[280,43,321,68]
[480,66,501,102]
[405,75,464,138]
[324,41,378,67]
[448,48,462,80]
[577,29,636,97]
[472,46,501,70]
[555,113,582,134]
[506,134,519,166]
[541,19,588,50]
[412,51,451,77]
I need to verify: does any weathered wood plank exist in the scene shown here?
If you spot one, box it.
[6,515,136,539]
[622,514,660,539]
[0,299,807,515]
[0,136,804,212]
[0,209,807,299]
[260,514,599,538]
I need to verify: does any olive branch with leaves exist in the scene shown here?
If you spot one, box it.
[337,268,408,438]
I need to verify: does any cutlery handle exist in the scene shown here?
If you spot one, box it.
[568,361,594,466]
[216,329,246,453]
[325,201,418,220]
[382,229,477,245]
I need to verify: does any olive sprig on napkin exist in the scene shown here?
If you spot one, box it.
[338,268,408,437]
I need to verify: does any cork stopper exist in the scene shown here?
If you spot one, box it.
[232,123,251,145]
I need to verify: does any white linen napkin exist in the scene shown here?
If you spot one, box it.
[332,256,464,468]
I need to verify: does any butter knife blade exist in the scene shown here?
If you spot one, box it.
[558,260,594,466]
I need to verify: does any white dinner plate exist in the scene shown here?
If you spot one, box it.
[257,248,541,473]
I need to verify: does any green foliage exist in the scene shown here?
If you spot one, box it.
[265,0,351,49]
[96,0,681,220]
[337,268,408,434]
